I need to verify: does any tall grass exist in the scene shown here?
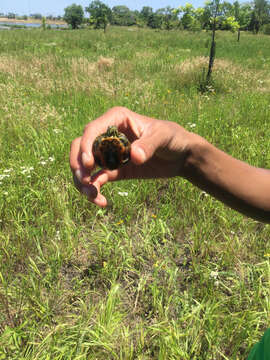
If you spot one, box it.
[0,27,270,359]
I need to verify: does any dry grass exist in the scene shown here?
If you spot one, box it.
[97,56,114,70]
[171,56,270,92]
[0,54,156,99]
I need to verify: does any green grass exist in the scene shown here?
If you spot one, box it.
[0,27,270,359]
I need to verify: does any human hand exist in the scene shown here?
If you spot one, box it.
[70,106,193,207]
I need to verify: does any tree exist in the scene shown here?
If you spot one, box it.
[30,13,43,19]
[111,5,136,26]
[147,12,163,29]
[193,7,208,29]
[174,3,201,30]
[63,4,84,29]
[249,0,270,33]
[221,15,240,31]
[140,6,153,25]
[7,13,16,19]
[156,6,178,29]
[85,0,112,32]
[205,0,221,85]
[233,1,252,30]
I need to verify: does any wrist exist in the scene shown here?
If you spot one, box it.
[181,132,211,179]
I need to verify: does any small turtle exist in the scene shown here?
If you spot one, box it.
[92,126,131,170]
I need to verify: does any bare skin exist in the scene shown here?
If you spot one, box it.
[70,106,270,223]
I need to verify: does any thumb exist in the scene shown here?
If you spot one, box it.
[131,130,167,165]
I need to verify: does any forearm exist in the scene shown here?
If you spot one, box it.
[183,134,270,223]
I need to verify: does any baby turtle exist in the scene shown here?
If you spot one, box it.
[92,126,131,170]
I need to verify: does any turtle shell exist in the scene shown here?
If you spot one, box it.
[92,126,131,170]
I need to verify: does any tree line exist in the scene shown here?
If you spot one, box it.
[0,13,62,21]
[2,0,270,34]
[62,0,270,34]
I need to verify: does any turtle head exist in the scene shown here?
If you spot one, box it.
[106,126,119,137]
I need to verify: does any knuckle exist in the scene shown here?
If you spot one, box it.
[83,123,90,134]
[70,137,81,150]
[110,106,128,115]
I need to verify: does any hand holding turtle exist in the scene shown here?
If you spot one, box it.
[70,106,194,207]
[70,106,270,221]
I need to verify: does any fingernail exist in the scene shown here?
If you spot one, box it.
[75,169,82,183]
[81,187,91,197]
[82,152,91,166]
[137,147,146,163]
[82,185,98,199]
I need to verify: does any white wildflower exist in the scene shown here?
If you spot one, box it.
[21,166,34,174]
[210,271,218,279]
[48,156,55,162]
[53,128,61,134]
[200,191,209,198]
[40,161,47,166]
[118,191,128,197]
[1,174,10,179]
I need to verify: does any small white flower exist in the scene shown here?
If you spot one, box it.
[210,271,218,279]
[21,166,34,175]
[40,161,47,166]
[3,169,12,173]
[3,191,8,196]
[53,128,61,134]
[118,191,128,197]
[48,157,55,162]
[200,191,209,198]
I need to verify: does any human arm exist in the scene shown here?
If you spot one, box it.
[182,136,270,223]
[69,106,270,223]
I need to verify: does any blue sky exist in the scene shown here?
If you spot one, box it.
[0,0,206,16]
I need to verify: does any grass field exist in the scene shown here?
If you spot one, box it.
[0,26,270,359]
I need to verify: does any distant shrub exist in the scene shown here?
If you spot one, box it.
[262,24,270,35]
[188,19,202,32]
